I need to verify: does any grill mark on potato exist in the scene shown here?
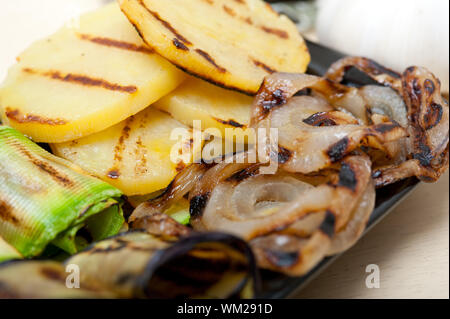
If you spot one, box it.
[138,0,192,45]
[22,68,137,94]
[195,49,227,73]
[234,0,246,5]
[5,107,68,126]
[0,199,20,225]
[108,116,135,180]
[134,137,148,175]
[15,145,75,187]
[223,5,236,17]
[213,117,245,128]
[243,17,253,25]
[260,26,289,39]
[78,34,154,54]
[172,38,189,51]
[252,59,276,74]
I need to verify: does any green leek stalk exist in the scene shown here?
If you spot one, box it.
[0,126,124,259]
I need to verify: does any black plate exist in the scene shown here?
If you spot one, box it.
[256,40,420,298]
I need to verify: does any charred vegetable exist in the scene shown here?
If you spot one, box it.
[119,0,310,94]
[0,126,124,258]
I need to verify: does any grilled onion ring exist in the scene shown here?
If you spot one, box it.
[250,72,407,174]
[325,57,449,186]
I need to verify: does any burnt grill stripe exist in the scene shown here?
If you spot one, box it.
[78,34,154,54]
[252,59,276,74]
[0,199,20,225]
[172,38,189,51]
[260,26,289,39]
[327,138,350,163]
[22,68,137,94]
[14,145,75,187]
[189,193,210,218]
[195,49,227,73]
[5,107,67,125]
[138,0,192,45]
[213,118,245,128]
[338,162,357,191]
[319,210,336,237]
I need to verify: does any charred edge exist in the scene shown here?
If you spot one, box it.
[278,146,292,164]
[303,112,337,127]
[214,118,245,128]
[138,0,192,45]
[424,79,435,94]
[264,250,299,268]
[189,193,210,219]
[367,59,401,79]
[413,142,433,167]
[423,103,443,130]
[261,89,287,114]
[338,162,358,191]
[326,137,350,163]
[172,62,255,96]
[412,78,422,96]
[18,147,74,187]
[195,49,227,73]
[260,26,289,39]
[40,267,64,282]
[0,200,19,225]
[78,34,154,54]
[319,210,336,238]
[223,5,236,17]
[107,170,120,179]
[372,122,400,134]
[4,108,67,126]
[172,38,189,51]
[23,68,137,94]
[252,59,276,74]
[226,165,259,182]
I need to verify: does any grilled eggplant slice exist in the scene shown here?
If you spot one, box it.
[65,230,258,299]
[51,108,199,196]
[0,3,185,143]
[0,126,124,258]
[119,0,310,94]
[0,261,113,299]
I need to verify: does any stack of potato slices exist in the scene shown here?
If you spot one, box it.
[0,0,310,197]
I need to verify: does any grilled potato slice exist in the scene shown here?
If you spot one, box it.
[51,108,197,196]
[119,0,310,94]
[154,77,254,142]
[0,3,185,143]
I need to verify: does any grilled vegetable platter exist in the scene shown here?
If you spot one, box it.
[0,0,448,299]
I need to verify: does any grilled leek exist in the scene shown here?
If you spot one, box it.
[0,126,124,259]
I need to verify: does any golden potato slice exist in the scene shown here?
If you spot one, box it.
[119,0,310,94]
[51,108,197,196]
[154,77,254,142]
[0,3,185,143]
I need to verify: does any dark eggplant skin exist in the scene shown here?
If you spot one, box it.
[66,230,260,299]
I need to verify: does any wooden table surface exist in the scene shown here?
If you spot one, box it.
[1,0,448,299]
